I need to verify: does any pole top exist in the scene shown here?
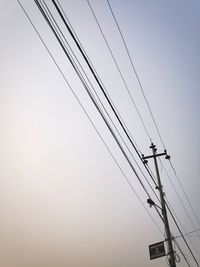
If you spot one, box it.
[150,143,156,149]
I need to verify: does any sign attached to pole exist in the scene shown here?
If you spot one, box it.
[149,241,166,260]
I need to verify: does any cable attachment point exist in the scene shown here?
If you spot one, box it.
[142,154,148,164]
[147,198,155,207]
[175,253,181,263]
[164,149,171,160]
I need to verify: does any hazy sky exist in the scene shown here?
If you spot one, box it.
[0,1,200,267]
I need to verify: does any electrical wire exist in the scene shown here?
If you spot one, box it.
[105,1,200,264]
[19,1,199,265]
[51,0,166,208]
[166,199,200,261]
[159,158,200,245]
[106,1,200,249]
[167,202,200,266]
[49,0,158,201]
[169,159,200,228]
[17,0,164,235]
[105,0,165,149]
[42,0,161,212]
[39,2,200,264]
[36,0,164,220]
[50,0,168,225]
[86,0,152,142]
[55,0,142,155]
[51,0,143,161]
[175,229,200,239]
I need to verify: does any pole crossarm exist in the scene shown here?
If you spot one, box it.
[142,152,166,160]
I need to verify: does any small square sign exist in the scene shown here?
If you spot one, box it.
[149,241,166,260]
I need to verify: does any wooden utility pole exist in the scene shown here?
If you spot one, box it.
[143,143,176,267]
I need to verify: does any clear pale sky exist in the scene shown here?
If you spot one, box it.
[0,1,200,267]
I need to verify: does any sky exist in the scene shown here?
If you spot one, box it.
[0,0,200,267]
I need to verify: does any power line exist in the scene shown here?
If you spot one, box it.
[106,1,200,246]
[37,0,163,215]
[45,2,200,264]
[166,202,200,266]
[159,158,200,245]
[50,0,169,224]
[169,159,200,228]
[40,0,160,212]
[52,4,178,225]
[175,229,200,239]
[106,0,165,149]
[55,0,142,155]
[86,0,152,142]
[166,199,200,261]
[104,2,200,262]
[42,0,161,216]
[17,0,164,235]
[20,1,199,265]
[51,0,165,206]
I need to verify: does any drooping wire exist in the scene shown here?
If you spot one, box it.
[159,158,200,244]
[166,201,200,267]
[86,0,152,142]
[169,159,200,228]
[106,0,165,149]
[41,0,161,212]
[41,0,160,212]
[55,0,142,155]
[36,0,164,220]
[55,0,164,194]
[166,199,200,261]
[50,0,168,225]
[52,0,155,190]
[17,0,164,235]
[51,0,167,208]
[175,229,200,239]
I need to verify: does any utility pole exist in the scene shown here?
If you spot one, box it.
[142,143,176,267]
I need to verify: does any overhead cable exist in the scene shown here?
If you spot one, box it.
[17,0,164,235]
[160,158,200,245]
[166,199,200,261]
[51,2,200,262]
[106,0,165,149]
[166,201,200,267]
[51,0,165,206]
[169,159,200,228]
[106,2,200,245]
[86,0,152,142]
[42,0,160,208]
[55,0,142,155]
[36,0,163,216]
[21,1,199,265]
